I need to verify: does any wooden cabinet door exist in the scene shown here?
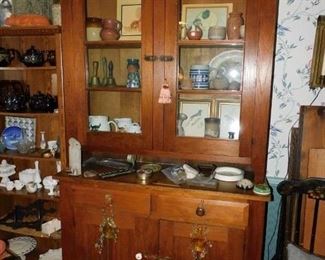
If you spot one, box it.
[159,220,246,260]
[60,183,159,259]
[71,206,159,260]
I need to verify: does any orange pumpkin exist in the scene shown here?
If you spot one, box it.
[5,14,50,26]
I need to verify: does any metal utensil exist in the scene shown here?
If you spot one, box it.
[90,61,100,86]
[107,60,116,87]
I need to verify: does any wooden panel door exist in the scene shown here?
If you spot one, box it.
[60,183,159,259]
[159,220,246,260]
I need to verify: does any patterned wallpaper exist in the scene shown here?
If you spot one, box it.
[267,0,325,179]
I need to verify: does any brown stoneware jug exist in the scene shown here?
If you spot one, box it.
[100,18,122,40]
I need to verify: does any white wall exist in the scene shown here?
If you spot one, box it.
[267,0,325,179]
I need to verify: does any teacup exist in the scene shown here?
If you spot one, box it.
[6,181,14,191]
[114,118,132,129]
[14,180,24,190]
[89,115,118,131]
[124,123,141,133]
[26,182,38,193]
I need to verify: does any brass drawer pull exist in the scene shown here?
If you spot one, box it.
[190,225,212,260]
[196,200,206,217]
[159,55,174,62]
[95,194,119,254]
[144,55,158,62]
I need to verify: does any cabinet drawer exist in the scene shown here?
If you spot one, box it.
[151,195,249,228]
[70,185,151,216]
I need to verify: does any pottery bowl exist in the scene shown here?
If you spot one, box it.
[208,26,226,40]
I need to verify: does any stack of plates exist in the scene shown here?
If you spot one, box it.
[214,167,244,182]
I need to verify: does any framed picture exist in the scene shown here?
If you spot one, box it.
[117,0,141,40]
[181,3,233,39]
[217,102,240,139]
[178,99,211,137]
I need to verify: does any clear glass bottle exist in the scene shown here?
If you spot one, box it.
[40,131,46,149]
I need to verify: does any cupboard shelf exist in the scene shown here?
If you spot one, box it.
[0,66,56,71]
[0,111,59,117]
[85,40,141,48]
[177,89,242,95]
[178,39,244,47]
[0,225,61,240]
[87,86,142,92]
[0,150,60,161]
[0,187,59,201]
[0,26,61,36]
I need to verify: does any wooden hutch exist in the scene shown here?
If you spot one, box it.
[59,0,278,259]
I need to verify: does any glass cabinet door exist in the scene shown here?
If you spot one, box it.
[85,0,154,151]
[163,0,249,159]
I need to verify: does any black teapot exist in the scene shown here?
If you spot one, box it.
[20,46,45,67]
[0,47,19,67]
[29,92,58,112]
[1,80,30,112]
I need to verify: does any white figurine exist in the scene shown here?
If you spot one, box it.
[68,137,81,176]
[34,160,42,188]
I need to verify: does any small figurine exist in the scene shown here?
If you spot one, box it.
[68,137,81,176]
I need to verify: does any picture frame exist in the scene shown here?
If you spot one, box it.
[181,3,233,39]
[217,102,240,139]
[117,0,141,40]
[178,99,211,137]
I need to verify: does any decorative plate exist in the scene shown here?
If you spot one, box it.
[8,236,37,256]
[140,163,162,173]
[1,126,23,150]
[5,116,36,143]
[209,50,243,90]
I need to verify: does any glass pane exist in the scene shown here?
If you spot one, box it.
[176,0,246,140]
[86,0,142,134]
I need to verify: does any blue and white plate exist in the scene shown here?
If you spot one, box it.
[1,126,23,150]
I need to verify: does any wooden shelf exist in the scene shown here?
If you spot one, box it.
[86,40,141,48]
[0,26,61,36]
[0,111,59,117]
[0,225,61,240]
[0,187,59,201]
[178,39,244,47]
[0,149,60,161]
[177,89,242,95]
[0,66,56,71]
[87,86,142,92]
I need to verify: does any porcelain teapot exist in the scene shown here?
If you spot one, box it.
[0,47,19,67]
[20,45,45,67]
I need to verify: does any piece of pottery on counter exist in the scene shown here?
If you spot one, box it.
[183,164,199,179]
[189,65,209,89]
[6,181,14,191]
[0,47,19,67]
[0,159,16,187]
[187,25,203,40]
[29,92,58,112]
[227,12,244,40]
[26,181,37,193]
[100,18,122,40]
[89,115,118,132]
[18,168,36,185]
[68,137,81,176]
[236,178,253,190]
[126,59,140,88]
[208,26,226,40]
[14,180,24,190]
[34,161,42,189]
[20,45,45,67]
[42,176,58,196]
[86,17,102,41]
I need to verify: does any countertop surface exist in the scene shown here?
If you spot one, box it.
[57,166,271,202]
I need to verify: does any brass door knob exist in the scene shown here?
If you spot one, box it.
[196,206,206,216]
[196,200,206,217]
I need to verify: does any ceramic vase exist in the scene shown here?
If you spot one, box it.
[227,12,244,40]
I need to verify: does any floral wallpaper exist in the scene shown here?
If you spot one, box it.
[267,0,325,179]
